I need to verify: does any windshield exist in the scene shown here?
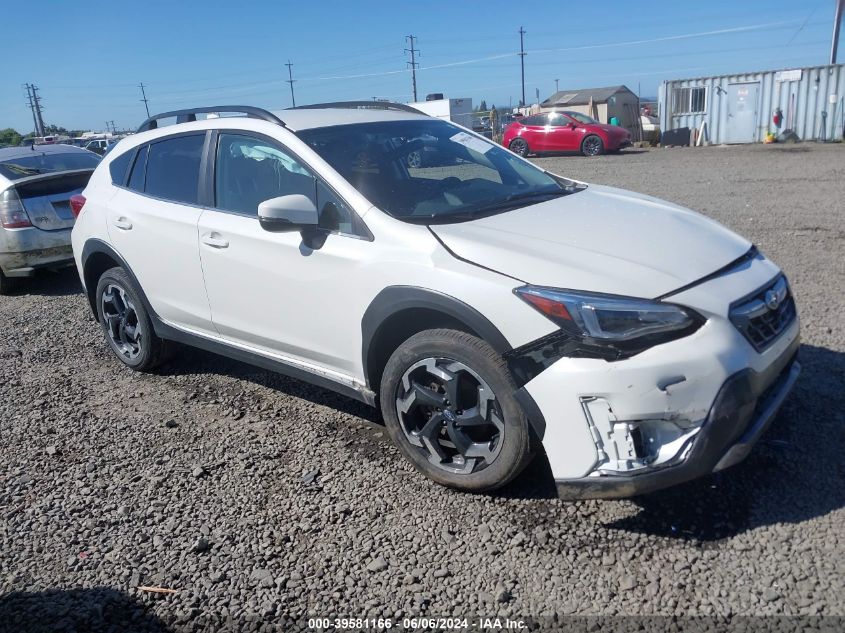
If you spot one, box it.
[0,151,101,181]
[297,119,581,224]
[564,111,599,125]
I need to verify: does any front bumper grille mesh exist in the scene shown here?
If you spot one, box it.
[730,275,796,351]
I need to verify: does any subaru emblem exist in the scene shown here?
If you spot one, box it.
[765,289,781,311]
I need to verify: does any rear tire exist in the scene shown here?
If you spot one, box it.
[380,329,533,493]
[95,267,165,372]
[0,270,18,296]
[508,138,530,157]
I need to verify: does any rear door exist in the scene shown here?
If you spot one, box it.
[106,133,214,334]
[519,114,550,152]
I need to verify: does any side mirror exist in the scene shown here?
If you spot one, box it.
[258,194,318,233]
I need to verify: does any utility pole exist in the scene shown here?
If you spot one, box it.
[139,83,151,118]
[555,78,559,93]
[31,84,46,137]
[405,35,419,102]
[831,0,844,64]
[285,60,296,108]
[24,84,40,137]
[518,27,527,107]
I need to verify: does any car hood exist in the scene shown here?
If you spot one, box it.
[430,184,751,298]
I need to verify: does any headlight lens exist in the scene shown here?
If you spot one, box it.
[515,286,698,341]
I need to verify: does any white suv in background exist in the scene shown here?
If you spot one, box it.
[70,104,800,498]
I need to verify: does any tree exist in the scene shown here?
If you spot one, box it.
[0,128,23,147]
[477,99,488,112]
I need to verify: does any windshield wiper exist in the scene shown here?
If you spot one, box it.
[0,163,44,175]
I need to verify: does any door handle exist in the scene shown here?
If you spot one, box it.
[112,217,133,230]
[202,233,229,249]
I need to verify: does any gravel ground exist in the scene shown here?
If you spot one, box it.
[1,143,843,632]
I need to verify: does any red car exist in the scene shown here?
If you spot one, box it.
[503,110,632,157]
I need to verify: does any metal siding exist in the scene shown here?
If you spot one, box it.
[659,64,845,144]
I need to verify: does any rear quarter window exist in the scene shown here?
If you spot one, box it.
[108,150,133,186]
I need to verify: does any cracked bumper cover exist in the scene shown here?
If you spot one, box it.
[554,331,801,500]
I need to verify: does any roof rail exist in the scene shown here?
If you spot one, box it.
[136,106,285,133]
[290,101,426,115]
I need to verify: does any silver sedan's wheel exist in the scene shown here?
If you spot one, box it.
[395,357,505,475]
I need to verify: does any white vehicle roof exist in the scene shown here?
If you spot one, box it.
[271,108,427,132]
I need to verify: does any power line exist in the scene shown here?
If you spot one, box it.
[405,35,419,102]
[139,83,150,118]
[285,60,296,107]
[518,27,526,106]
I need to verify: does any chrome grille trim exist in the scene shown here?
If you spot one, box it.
[729,275,796,351]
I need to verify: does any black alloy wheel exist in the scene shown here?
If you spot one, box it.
[509,138,529,157]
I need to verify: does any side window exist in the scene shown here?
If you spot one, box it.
[127,145,148,192]
[109,149,133,185]
[547,112,570,127]
[215,133,315,216]
[522,114,547,126]
[144,134,205,204]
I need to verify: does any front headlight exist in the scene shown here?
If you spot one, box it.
[515,286,702,345]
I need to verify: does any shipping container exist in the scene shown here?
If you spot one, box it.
[658,64,845,144]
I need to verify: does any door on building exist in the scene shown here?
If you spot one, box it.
[725,82,760,143]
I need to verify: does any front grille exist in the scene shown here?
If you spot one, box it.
[730,275,796,351]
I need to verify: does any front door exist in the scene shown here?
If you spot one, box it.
[726,82,759,143]
[545,112,582,151]
[197,131,371,375]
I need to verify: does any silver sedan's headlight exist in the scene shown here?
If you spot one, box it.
[515,286,702,345]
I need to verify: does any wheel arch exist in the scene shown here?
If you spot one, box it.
[80,239,157,324]
[361,286,513,394]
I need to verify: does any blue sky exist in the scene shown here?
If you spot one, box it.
[0,0,837,133]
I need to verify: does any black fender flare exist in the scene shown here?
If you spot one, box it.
[361,286,545,439]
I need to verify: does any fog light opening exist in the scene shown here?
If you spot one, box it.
[581,396,702,475]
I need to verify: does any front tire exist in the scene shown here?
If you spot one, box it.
[95,267,165,372]
[581,134,605,157]
[508,138,530,157]
[380,329,533,493]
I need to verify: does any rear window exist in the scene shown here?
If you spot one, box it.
[109,150,133,185]
[0,151,101,181]
[144,134,204,204]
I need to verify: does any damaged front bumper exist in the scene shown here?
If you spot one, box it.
[555,338,800,499]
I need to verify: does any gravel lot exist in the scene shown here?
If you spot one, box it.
[1,143,843,631]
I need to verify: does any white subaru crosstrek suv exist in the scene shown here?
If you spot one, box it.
[70,104,800,498]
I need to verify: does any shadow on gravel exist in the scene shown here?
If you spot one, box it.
[604,344,845,542]
[8,267,82,297]
[161,344,381,423]
[0,587,171,633]
[534,149,649,158]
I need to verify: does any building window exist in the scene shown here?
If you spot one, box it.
[672,87,707,114]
